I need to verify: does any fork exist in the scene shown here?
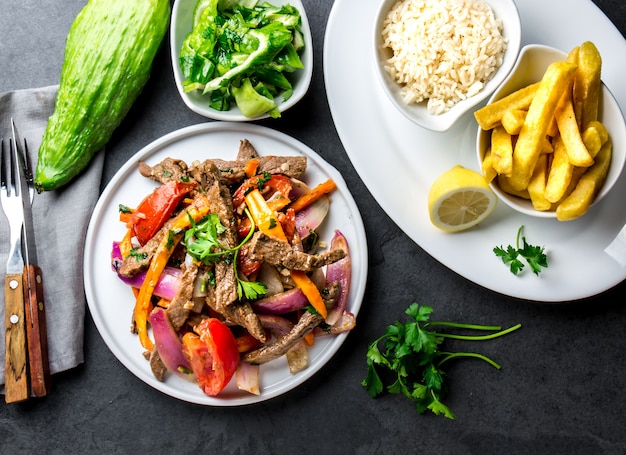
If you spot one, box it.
[1,136,29,402]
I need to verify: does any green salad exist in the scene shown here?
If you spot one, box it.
[179,0,305,118]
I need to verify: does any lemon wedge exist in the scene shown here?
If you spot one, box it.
[428,165,497,232]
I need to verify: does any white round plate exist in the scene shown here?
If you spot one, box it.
[324,0,626,302]
[84,122,367,405]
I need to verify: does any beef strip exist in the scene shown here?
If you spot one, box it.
[138,157,189,184]
[221,155,308,184]
[201,163,267,343]
[236,138,260,161]
[242,282,341,365]
[138,135,306,189]
[166,262,199,331]
[148,348,167,382]
[247,231,346,272]
[117,217,175,277]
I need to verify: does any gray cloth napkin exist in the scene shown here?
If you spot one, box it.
[0,85,104,386]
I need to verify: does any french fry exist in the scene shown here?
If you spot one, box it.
[566,45,579,65]
[490,126,513,176]
[481,148,498,183]
[497,174,530,200]
[587,120,609,144]
[510,61,578,191]
[556,139,611,221]
[527,154,552,211]
[546,116,559,138]
[574,41,602,128]
[582,125,602,158]
[474,82,540,130]
[540,136,554,154]
[501,108,527,135]
[555,89,594,167]
[545,135,574,203]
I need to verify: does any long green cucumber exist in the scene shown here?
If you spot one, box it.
[34,0,171,192]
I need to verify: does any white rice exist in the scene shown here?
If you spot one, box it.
[381,0,507,115]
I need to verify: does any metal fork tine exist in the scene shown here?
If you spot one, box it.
[1,137,7,194]
[23,138,34,204]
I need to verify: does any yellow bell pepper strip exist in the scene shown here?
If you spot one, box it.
[290,271,328,320]
[289,179,337,212]
[245,188,328,319]
[244,158,259,178]
[119,228,134,258]
[134,194,211,351]
[244,189,288,241]
[266,193,292,213]
[119,207,134,224]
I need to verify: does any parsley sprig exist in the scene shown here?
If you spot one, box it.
[362,302,521,419]
[493,225,548,275]
[184,208,266,300]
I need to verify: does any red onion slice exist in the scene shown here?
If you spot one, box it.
[251,288,309,315]
[295,195,330,240]
[149,307,193,380]
[258,314,294,336]
[111,242,182,301]
[325,230,352,325]
[236,362,260,395]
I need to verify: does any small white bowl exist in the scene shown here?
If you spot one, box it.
[373,0,521,133]
[476,44,626,218]
[170,0,313,121]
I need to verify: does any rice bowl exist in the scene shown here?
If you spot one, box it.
[373,0,521,132]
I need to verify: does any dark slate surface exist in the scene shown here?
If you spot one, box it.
[1,1,625,453]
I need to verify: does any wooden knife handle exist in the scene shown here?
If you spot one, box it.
[4,273,29,403]
[23,264,51,397]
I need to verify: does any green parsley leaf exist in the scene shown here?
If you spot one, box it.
[362,302,521,419]
[184,209,267,301]
[494,225,548,275]
[237,280,267,301]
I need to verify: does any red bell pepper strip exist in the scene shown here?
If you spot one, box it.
[182,318,240,396]
[232,173,293,208]
[130,181,196,245]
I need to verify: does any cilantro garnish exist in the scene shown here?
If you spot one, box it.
[184,209,266,300]
[362,302,521,419]
[118,204,132,214]
[128,247,148,261]
[493,225,548,275]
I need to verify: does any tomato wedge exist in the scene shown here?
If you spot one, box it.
[130,181,196,245]
[182,318,240,396]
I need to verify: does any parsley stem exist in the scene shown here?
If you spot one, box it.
[516,225,524,250]
[438,352,501,369]
[428,322,502,331]
[431,323,522,341]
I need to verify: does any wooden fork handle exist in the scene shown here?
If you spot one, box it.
[23,264,51,397]
[4,273,29,403]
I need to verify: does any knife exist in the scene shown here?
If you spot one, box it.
[12,120,51,398]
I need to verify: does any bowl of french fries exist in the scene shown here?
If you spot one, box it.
[475,43,626,221]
